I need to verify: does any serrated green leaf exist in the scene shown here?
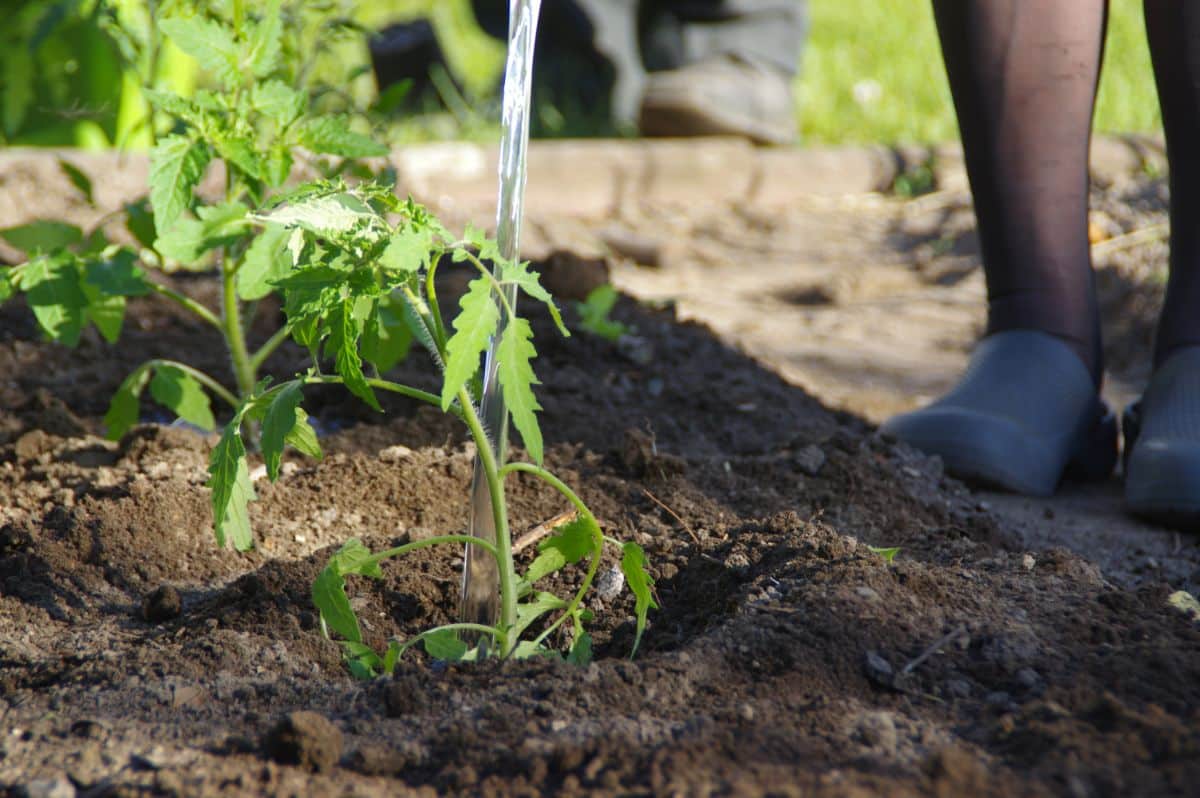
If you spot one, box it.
[260,192,376,238]
[422,628,470,661]
[299,116,388,158]
[236,223,291,300]
[160,16,240,88]
[867,545,901,563]
[104,365,152,440]
[512,641,558,660]
[567,631,593,666]
[85,250,150,297]
[461,223,501,264]
[150,365,216,431]
[208,423,257,550]
[212,133,266,181]
[514,591,568,638]
[17,254,88,346]
[142,88,202,123]
[329,538,384,579]
[327,299,381,411]
[621,542,658,656]
[440,276,499,410]
[342,641,383,680]
[265,143,293,187]
[575,284,629,342]
[245,0,283,77]
[379,226,432,273]
[150,135,210,234]
[1,221,83,254]
[125,200,157,251]
[361,297,413,373]
[80,281,125,343]
[525,517,598,584]
[501,259,569,337]
[156,200,249,265]
[313,565,362,643]
[497,317,544,463]
[252,80,304,125]
[287,408,323,461]
[58,159,94,207]
[261,381,302,480]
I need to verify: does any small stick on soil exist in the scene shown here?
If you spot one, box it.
[900,625,968,678]
[513,511,579,554]
[1091,222,1168,259]
[642,488,702,545]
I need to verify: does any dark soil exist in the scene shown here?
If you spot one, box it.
[2,175,1200,797]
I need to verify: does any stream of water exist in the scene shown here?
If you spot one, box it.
[460,0,543,633]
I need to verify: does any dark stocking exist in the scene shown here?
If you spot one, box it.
[1145,1,1200,365]
[931,0,1108,383]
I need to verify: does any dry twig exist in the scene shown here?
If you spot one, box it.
[642,487,701,545]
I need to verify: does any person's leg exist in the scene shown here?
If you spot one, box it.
[1144,1,1200,364]
[880,1,1118,496]
[932,0,1108,383]
[1122,2,1200,527]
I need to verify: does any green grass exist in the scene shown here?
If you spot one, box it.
[798,0,1161,144]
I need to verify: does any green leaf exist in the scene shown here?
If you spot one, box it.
[342,641,383,680]
[85,250,150,297]
[621,542,658,656]
[149,135,210,234]
[299,116,388,158]
[236,223,291,300]
[261,381,302,480]
[160,16,240,88]
[514,591,568,638]
[0,268,12,302]
[104,365,152,440]
[327,299,381,411]
[422,629,469,661]
[265,143,293,187]
[80,281,125,343]
[567,631,593,666]
[440,276,499,410]
[156,200,249,265]
[124,200,157,252]
[252,80,304,126]
[328,538,384,579]
[17,254,88,346]
[58,159,94,207]
[378,226,432,274]
[511,641,558,660]
[867,545,901,563]
[208,423,257,550]
[212,133,267,181]
[1,221,83,253]
[245,0,283,77]
[460,223,501,264]
[497,317,543,463]
[361,297,413,373]
[287,408,323,461]
[313,565,362,644]
[501,259,569,337]
[575,284,629,342]
[150,365,216,431]
[2,44,33,137]
[260,192,376,238]
[525,517,598,584]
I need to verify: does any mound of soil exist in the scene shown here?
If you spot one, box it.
[1,243,1198,798]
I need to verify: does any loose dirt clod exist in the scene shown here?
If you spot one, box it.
[141,585,182,623]
[262,712,344,773]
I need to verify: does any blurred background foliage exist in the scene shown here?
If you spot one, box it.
[0,0,1163,149]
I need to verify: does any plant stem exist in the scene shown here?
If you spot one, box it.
[500,462,604,650]
[221,251,256,399]
[366,533,498,566]
[148,283,223,331]
[145,359,240,409]
[302,375,457,419]
[458,387,518,655]
[249,325,292,372]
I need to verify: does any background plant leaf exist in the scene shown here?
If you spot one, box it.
[150,365,215,431]
[149,135,209,234]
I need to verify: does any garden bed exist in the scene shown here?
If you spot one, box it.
[1,246,1198,797]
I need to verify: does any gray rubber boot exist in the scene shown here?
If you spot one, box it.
[1123,346,1200,530]
[880,330,1117,497]
[637,53,796,144]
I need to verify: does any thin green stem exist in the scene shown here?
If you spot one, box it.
[424,254,448,352]
[456,248,517,320]
[458,386,518,655]
[394,623,502,658]
[302,375,459,419]
[220,250,256,399]
[144,359,239,409]
[147,283,223,331]
[249,325,292,372]
[366,533,498,566]
[500,462,604,650]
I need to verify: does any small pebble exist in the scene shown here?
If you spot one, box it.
[1021,554,1036,571]
[794,445,827,477]
[864,651,894,687]
[379,445,414,463]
